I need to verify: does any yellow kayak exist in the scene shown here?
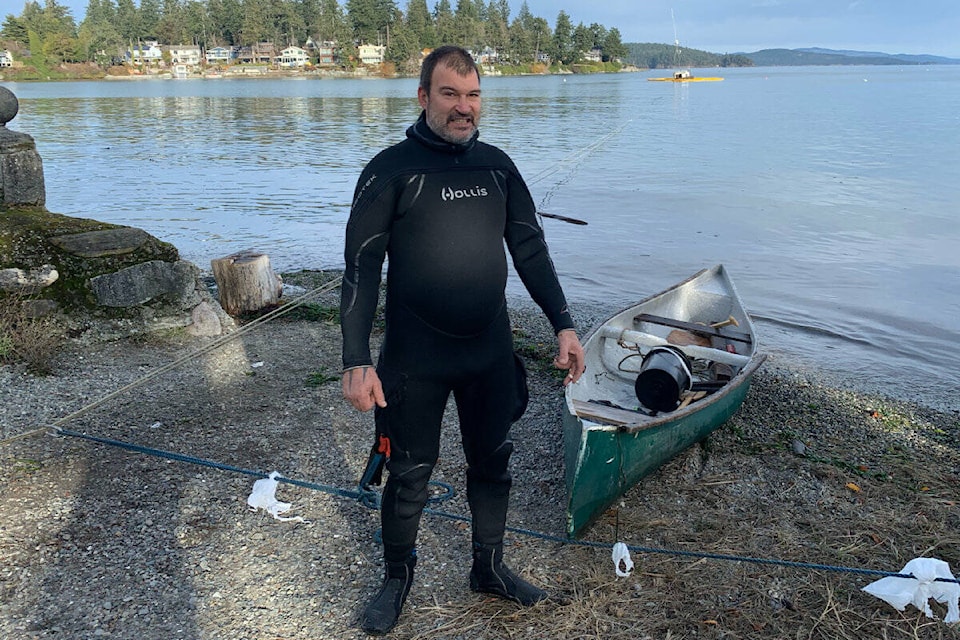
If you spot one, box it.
[648,69,723,82]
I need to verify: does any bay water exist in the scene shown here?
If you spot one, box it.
[7,66,960,410]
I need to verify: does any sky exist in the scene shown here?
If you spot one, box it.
[35,0,960,59]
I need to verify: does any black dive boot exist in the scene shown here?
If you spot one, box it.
[469,542,548,606]
[360,553,416,635]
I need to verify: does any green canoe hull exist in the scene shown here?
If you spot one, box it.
[561,265,764,539]
[563,364,759,538]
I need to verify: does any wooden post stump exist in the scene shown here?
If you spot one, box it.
[211,250,282,316]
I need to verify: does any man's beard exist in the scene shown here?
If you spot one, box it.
[425,108,478,144]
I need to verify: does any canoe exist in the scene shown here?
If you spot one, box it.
[562,265,765,538]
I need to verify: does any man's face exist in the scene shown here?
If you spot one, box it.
[418,63,481,144]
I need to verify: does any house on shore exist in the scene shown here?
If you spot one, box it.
[166,44,202,68]
[127,40,164,66]
[205,46,236,65]
[238,42,276,65]
[358,44,386,66]
[275,46,309,68]
[305,39,337,66]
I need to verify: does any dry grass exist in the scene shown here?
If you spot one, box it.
[0,294,63,374]
[395,371,960,639]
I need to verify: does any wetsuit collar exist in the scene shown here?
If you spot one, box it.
[407,111,478,154]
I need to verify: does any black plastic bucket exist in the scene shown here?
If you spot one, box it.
[634,346,693,412]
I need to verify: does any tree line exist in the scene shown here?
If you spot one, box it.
[624,42,753,69]
[2,0,629,73]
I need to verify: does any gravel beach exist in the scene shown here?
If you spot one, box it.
[1,272,958,639]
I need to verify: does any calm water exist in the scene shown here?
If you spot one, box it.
[6,66,960,409]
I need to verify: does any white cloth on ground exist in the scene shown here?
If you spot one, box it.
[246,471,306,523]
[862,557,959,623]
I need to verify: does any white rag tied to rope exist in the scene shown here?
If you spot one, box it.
[247,471,306,523]
[862,557,959,623]
[612,542,634,577]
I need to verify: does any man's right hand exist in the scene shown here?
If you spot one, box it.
[342,366,387,412]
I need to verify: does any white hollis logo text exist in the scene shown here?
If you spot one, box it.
[442,186,488,201]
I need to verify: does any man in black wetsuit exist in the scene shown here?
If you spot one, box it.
[340,45,585,635]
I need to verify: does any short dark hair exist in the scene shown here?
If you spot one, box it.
[419,45,480,95]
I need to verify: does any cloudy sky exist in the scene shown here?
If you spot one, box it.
[45,0,960,58]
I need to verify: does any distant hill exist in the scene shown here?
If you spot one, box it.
[745,48,960,66]
[624,43,960,68]
[794,48,960,65]
[624,43,753,69]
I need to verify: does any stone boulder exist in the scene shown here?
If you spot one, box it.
[0,86,231,341]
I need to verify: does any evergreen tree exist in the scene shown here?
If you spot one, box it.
[452,0,480,50]
[79,0,123,61]
[483,0,508,54]
[114,0,139,41]
[346,0,371,43]
[602,26,626,61]
[82,0,116,27]
[77,18,124,62]
[404,0,435,49]
[551,9,574,64]
[40,0,78,36]
[1,14,29,43]
[529,16,549,63]
[207,0,243,44]
[432,0,454,45]
[347,0,390,44]
[157,0,186,44]
[296,0,321,41]
[507,8,532,63]
[384,5,416,70]
[270,0,306,45]
[183,0,213,45]
[139,0,161,36]
[239,0,271,44]
[571,22,592,56]
[586,22,605,49]
[315,0,347,44]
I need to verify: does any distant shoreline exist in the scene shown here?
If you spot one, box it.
[2,64,644,83]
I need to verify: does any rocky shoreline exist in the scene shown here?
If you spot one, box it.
[1,272,958,639]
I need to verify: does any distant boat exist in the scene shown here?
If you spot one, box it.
[648,10,724,82]
[562,265,764,538]
[648,70,724,82]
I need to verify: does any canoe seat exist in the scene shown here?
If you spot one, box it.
[572,399,650,428]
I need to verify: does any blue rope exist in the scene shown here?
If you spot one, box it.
[53,427,959,585]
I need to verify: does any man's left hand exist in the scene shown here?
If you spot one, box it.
[554,329,585,386]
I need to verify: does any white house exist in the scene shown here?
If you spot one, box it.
[583,47,603,63]
[0,50,13,68]
[128,40,163,65]
[166,45,202,66]
[275,46,309,68]
[358,44,386,66]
